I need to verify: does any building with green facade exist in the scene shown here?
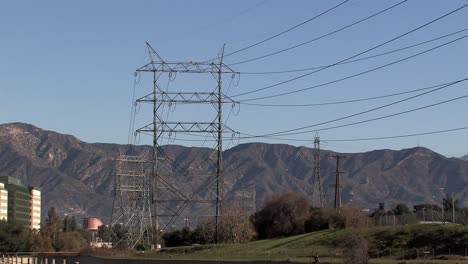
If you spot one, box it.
[0,176,37,228]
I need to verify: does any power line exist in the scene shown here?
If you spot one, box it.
[323,126,468,142]
[239,28,468,75]
[240,80,453,107]
[157,76,468,142]
[208,0,351,61]
[243,77,467,137]
[260,92,468,137]
[160,126,468,143]
[238,33,468,102]
[231,3,468,98]
[156,77,468,142]
[222,0,269,26]
[229,0,408,66]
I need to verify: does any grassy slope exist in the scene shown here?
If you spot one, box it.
[97,224,468,263]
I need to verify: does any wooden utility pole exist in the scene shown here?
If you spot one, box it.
[452,192,456,224]
[330,155,346,211]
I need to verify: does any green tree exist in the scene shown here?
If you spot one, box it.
[162,228,192,247]
[192,220,215,244]
[29,227,54,252]
[56,231,87,251]
[461,208,468,224]
[305,207,366,232]
[69,216,77,232]
[414,204,441,211]
[392,203,410,215]
[45,207,61,247]
[443,193,459,211]
[97,225,113,242]
[111,224,128,249]
[305,207,332,232]
[63,215,78,232]
[63,215,70,232]
[0,220,30,252]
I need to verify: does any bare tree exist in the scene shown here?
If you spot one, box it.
[219,207,256,243]
[343,231,369,264]
[193,205,256,244]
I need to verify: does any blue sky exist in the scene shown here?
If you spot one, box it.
[1,0,467,157]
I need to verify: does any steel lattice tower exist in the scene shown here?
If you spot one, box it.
[311,133,324,207]
[111,154,153,248]
[111,43,238,247]
[232,186,256,215]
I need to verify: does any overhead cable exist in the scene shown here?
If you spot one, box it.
[323,126,468,142]
[241,80,453,107]
[241,77,468,138]
[245,91,468,138]
[239,27,468,75]
[161,126,468,143]
[238,33,468,102]
[231,3,468,98]
[229,0,409,66]
[204,0,351,62]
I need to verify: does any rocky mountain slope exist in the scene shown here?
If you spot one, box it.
[0,122,467,223]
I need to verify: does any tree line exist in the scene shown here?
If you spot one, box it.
[0,207,88,252]
[1,193,466,252]
[161,192,372,247]
[161,192,468,247]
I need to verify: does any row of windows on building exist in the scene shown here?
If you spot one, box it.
[0,176,41,229]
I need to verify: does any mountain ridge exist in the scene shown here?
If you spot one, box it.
[0,122,466,224]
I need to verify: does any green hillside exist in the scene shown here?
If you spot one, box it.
[98,224,468,263]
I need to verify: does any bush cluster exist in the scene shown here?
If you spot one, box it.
[162,192,375,246]
[0,207,88,253]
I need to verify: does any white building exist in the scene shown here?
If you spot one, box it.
[0,183,7,221]
[29,187,41,229]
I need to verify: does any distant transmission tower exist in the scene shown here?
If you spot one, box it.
[112,43,238,247]
[232,186,256,215]
[311,133,324,207]
[111,153,153,248]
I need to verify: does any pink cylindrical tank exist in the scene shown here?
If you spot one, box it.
[83,217,103,231]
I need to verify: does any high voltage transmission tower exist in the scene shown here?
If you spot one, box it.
[111,42,238,248]
[232,186,256,215]
[111,153,153,248]
[311,133,324,207]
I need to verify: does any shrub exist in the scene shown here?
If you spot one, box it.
[305,207,372,232]
[56,231,88,251]
[162,227,192,247]
[251,192,310,239]
[0,220,30,252]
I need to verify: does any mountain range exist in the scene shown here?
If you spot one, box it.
[0,122,467,224]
